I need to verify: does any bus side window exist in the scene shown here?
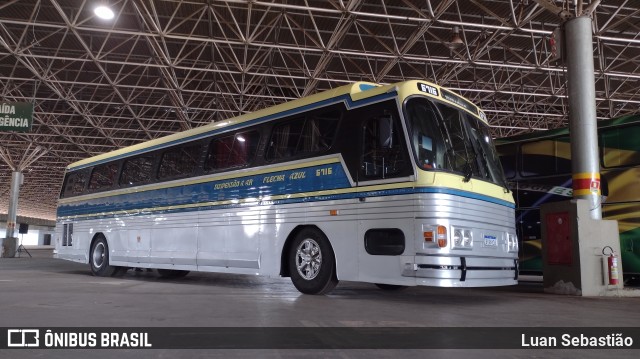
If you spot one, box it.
[266,110,340,162]
[520,140,563,177]
[158,144,202,180]
[205,130,260,171]
[62,170,89,198]
[120,155,155,186]
[88,162,120,192]
[601,126,640,168]
[299,110,340,154]
[266,118,305,161]
[361,115,405,179]
[497,143,518,179]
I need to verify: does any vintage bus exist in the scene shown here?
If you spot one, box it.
[497,114,640,279]
[55,80,518,294]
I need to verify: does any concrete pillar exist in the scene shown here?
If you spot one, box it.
[541,199,623,296]
[2,171,22,258]
[564,16,602,219]
[5,171,23,239]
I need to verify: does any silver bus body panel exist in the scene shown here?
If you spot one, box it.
[55,190,516,287]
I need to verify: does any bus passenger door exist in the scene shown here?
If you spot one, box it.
[354,105,414,285]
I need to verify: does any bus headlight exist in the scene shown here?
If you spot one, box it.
[463,229,473,247]
[453,228,463,246]
[451,227,473,249]
[507,233,518,253]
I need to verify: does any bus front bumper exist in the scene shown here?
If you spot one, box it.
[402,254,518,287]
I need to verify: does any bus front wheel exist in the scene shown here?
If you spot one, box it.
[89,235,123,277]
[289,227,338,295]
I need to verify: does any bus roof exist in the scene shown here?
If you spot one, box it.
[67,79,483,170]
[496,113,640,144]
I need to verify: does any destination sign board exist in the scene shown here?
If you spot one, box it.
[1,102,33,132]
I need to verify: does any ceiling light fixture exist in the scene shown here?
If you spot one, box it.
[447,26,465,50]
[94,5,115,20]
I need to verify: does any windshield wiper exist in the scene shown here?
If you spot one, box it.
[501,176,511,193]
[462,153,475,182]
[463,165,473,182]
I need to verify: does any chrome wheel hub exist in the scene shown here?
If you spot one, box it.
[92,242,105,269]
[295,238,322,280]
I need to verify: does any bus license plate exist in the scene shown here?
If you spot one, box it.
[483,235,497,247]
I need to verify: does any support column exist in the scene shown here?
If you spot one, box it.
[564,16,602,220]
[1,144,48,258]
[1,172,22,257]
[531,1,619,295]
[5,171,23,239]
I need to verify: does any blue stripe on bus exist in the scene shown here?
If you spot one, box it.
[57,186,514,222]
[70,91,398,171]
[57,163,351,217]
[57,164,514,219]
[358,83,378,91]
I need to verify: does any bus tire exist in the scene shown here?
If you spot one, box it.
[375,283,408,291]
[289,227,338,295]
[89,235,121,277]
[157,269,190,279]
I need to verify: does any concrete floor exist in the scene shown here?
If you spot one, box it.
[1,251,638,358]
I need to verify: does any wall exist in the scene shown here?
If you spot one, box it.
[0,224,55,246]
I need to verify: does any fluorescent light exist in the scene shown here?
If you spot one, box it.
[94,5,115,20]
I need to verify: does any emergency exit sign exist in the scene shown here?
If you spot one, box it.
[1,102,33,132]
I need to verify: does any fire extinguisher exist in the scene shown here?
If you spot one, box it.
[603,246,619,285]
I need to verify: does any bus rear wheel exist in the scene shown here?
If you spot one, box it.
[157,269,190,279]
[90,235,123,277]
[289,227,338,295]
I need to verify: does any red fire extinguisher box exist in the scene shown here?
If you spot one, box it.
[540,199,623,295]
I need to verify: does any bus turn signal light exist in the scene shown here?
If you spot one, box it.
[436,225,447,248]
[424,225,448,248]
[424,231,434,242]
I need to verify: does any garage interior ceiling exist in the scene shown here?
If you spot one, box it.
[1,0,639,220]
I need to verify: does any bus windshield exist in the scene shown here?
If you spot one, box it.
[405,97,507,188]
